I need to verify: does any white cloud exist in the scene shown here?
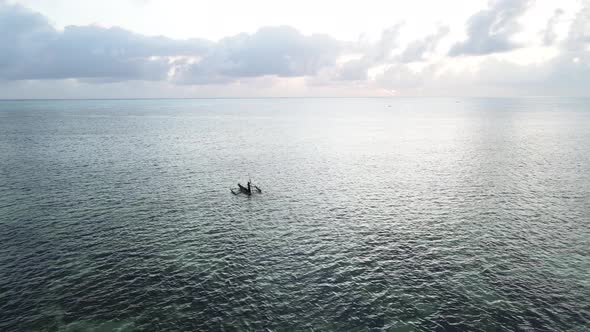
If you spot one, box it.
[398,26,450,63]
[565,1,590,49]
[173,26,342,84]
[1,0,589,97]
[449,0,533,56]
[543,9,565,45]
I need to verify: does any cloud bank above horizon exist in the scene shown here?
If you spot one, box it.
[1,0,589,98]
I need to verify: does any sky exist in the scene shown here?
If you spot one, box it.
[0,0,589,98]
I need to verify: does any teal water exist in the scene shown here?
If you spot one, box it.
[0,98,589,331]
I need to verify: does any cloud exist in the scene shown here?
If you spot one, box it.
[374,1,590,97]
[320,24,404,82]
[322,24,448,84]
[398,26,449,62]
[1,0,589,97]
[376,64,430,91]
[0,2,57,77]
[373,48,590,97]
[475,52,590,95]
[0,2,211,81]
[371,24,404,62]
[565,2,590,50]
[543,9,565,45]
[173,26,342,84]
[0,3,342,84]
[336,58,372,81]
[449,0,532,56]
[324,23,448,84]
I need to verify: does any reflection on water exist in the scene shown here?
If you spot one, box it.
[0,98,589,330]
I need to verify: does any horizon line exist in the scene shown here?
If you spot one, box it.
[1,96,589,101]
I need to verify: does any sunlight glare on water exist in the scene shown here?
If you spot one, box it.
[0,98,589,331]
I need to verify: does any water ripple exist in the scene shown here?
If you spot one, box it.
[1,98,589,331]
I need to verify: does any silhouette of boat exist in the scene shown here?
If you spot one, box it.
[231,179,262,195]
[238,183,251,195]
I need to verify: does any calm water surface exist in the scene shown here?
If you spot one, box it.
[0,98,589,331]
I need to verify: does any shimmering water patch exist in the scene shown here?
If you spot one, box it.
[0,98,589,331]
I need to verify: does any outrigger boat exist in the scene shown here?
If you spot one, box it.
[231,178,262,195]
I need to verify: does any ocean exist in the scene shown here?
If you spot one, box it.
[0,98,588,331]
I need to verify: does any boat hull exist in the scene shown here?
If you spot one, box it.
[238,183,251,195]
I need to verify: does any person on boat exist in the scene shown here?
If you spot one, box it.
[237,182,251,194]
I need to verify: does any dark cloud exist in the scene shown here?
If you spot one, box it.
[31,25,211,81]
[173,26,342,84]
[0,3,57,78]
[449,0,532,56]
[0,3,342,84]
[0,2,206,81]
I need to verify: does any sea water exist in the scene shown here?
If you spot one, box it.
[0,98,588,330]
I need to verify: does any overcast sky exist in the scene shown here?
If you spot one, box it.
[1,0,589,98]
